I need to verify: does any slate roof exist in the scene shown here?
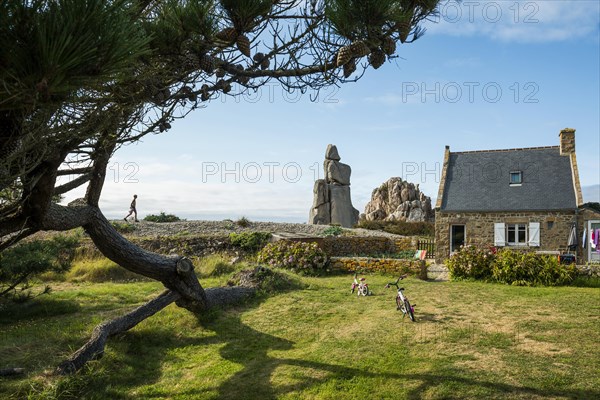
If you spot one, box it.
[440,146,577,212]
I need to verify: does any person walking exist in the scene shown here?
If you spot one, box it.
[124,194,139,222]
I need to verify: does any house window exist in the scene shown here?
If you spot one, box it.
[507,224,527,245]
[510,171,522,185]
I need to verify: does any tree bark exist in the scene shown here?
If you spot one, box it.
[56,285,257,375]
[55,290,179,375]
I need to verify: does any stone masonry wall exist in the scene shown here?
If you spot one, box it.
[435,210,578,263]
[331,256,426,278]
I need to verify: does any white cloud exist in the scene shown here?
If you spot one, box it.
[57,157,319,222]
[583,184,600,203]
[426,0,600,43]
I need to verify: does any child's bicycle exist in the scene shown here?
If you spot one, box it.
[351,273,371,296]
[385,275,416,321]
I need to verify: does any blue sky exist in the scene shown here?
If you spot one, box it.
[62,0,600,222]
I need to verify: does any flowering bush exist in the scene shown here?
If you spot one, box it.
[447,246,578,286]
[229,232,272,252]
[257,241,328,275]
[493,249,576,286]
[446,245,494,280]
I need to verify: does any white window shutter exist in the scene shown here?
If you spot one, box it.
[494,223,506,247]
[529,222,540,247]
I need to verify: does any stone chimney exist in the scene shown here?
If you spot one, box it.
[559,128,576,155]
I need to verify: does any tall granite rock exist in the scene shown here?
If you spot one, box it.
[363,177,434,222]
[309,145,359,228]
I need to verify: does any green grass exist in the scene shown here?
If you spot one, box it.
[0,275,599,399]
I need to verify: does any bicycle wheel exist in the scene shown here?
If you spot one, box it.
[396,296,405,312]
[404,299,415,322]
[359,285,368,296]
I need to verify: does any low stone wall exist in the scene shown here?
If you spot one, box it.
[331,256,426,278]
[576,264,600,277]
[76,235,237,259]
[321,236,396,256]
[274,236,397,257]
[394,237,416,251]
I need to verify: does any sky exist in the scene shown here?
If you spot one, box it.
[61,0,600,222]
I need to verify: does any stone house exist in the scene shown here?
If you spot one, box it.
[434,128,600,264]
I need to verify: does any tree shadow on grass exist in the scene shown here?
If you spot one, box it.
[0,297,81,325]
[81,328,218,399]
[197,311,600,400]
[402,372,600,400]
[197,312,407,400]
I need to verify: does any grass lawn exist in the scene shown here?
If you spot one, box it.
[1,274,599,399]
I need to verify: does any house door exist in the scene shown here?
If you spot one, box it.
[450,225,466,254]
[588,220,600,263]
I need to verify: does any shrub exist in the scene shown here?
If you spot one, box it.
[446,246,578,286]
[0,235,80,301]
[229,232,272,252]
[111,221,137,233]
[356,220,434,237]
[493,249,576,286]
[323,225,343,237]
[236,216,251,227]
[143,212,184,223]
[446,246,494,280]
[257,241,328,275]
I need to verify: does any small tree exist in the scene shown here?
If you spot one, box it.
[0,235,79,301]
[0,0,442,374]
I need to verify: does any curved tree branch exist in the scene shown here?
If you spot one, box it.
[55,290,180,375]
[56,285,257,375]
[53,173,91,196]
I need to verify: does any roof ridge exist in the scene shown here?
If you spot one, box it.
[452,145,559,154]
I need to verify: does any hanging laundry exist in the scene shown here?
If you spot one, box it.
[582,228,587,249]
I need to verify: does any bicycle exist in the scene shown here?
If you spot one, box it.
[385,275,416,321]
[351,273,371,296]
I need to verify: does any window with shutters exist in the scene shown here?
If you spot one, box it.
[507,224,527,246]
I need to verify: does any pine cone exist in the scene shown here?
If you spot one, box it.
[260,58,270,70]
[199,54,215,74]
[222,82,232,94]
[398,20,412,43]
[336,45,353,66]
[381,37,396,56]
[215,27,238,46]
[253,52,265,63]
[236,35,251,57]
[350,41,370,58]
[343,59,357,78]
[215,68,226,78]
[201,91,210,102]
[368,49,386,69]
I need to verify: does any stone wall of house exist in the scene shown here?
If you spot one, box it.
[435,210,578,263]
[330,256,426,278]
